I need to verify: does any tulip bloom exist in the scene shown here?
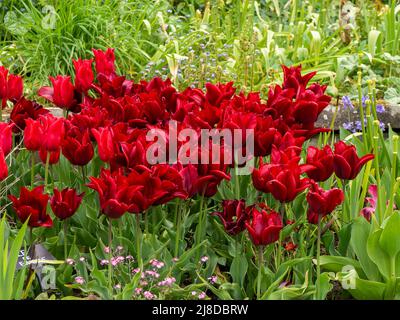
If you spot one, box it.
[87,169,142,219]
[305,145,334,182]
[333,141,374,180]
[0,66,23,108]
[51,188,84,220]
[0,122,12,156]
[62,128,94,166]
[245,208,283,246]
[10,97,49,133]
[73,59,94,93]
[91,126,115,163]
[252,159,309,202]
[93,48,116,79]
[24,115,65,152]
[212,200,251,236]
[306,181,344,224]
[38,75,79,112]
[8,186,52,228]
[39,148,60,165]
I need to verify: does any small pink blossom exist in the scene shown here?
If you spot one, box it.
[114,284,121,290]
[75,276,85,285]
[104,246,110,254]
[100,259,109,265]
[144,291,155,300]
[198,292,206,299]
[200,256,209,263]
[66,258,75,265]
[208,275,217,284]
[79,257,85,262]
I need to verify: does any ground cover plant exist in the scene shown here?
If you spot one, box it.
[0,1,400,301]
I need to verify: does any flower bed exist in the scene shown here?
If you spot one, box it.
[0,48,398,300]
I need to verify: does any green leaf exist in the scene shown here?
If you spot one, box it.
[230,255,248,287]
[348,278,386,300]
[315,255,364,277]
[367,230,391,280]
[379,212,400,257]
[350,217,381,281]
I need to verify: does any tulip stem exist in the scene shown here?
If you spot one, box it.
[257,246,264,300]
[174,201,182,258]
[316,215,322,300]
[63,220,68,259]
[136,213,143,270]
[30,152,35,188]
[108,218,113,296]
[195,194,206,262]
[44,152,51,192]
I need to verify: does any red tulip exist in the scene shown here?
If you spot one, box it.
[91,126,115,163]
[39,147,60,165]
[0,148,8,181]
[62,127,94,166]
[125,165,187,213]
[8,186,52,228]
[0,66,23,108]
[73,59,94,93]
[305,145,334,182]
[212,200,251,236]
[93,48,116,79]
[87,168,142,219]
[9,97,49,133]
[205,82,235,107]
[245,208,283,246]
[252,159,309,202]
[38,75,79,112]
[51,188,84,220]
[282,65,316,93]
[333,141,374,180]
[0,122,12,156]
[24,115,65,152]
[306,181,344,224]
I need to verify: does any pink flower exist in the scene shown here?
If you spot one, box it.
[75,276,85,285]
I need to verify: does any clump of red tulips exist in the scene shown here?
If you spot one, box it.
[1,48,376,300]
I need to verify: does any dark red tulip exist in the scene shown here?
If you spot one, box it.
[38,75,79,112]
[252,159,309,202]
[125,165,187,213]
[87,168,142,219]
[0,122,12,156]
[39,147,60,165]
[0,66,23,108]
[8,186,52,228]
[333,141,374,180]
[50,188,84,220]
[305,145,334,182]
[245,207,283,246]
[73,59,94,93]
[212,200,251,236]
[205,82,235,106]
[62,127,94,166]
[0,148,8,181]
[306,181,344,224]
[9,97,49,133]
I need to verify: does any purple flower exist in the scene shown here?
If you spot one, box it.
[376,104,385,113]
[342,96,354,110]
[343,121,355,132]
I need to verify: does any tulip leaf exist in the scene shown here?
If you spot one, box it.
[379,212,400,258]
[315,255,364,277]
[230,254,248,287]
[367,229,391,280]
[350,217,382,282]
[348,278,386,300]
